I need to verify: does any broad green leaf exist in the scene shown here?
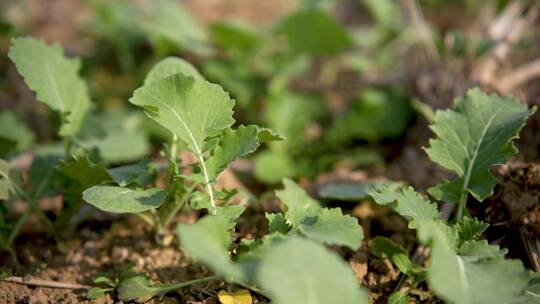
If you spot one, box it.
[130,74,235,155]
[8,37,91,136]
[0,111,34,155]
[369,186,440,229]
[278,9,352,55]
[144,57,203,85]
[459,240,507,260]
[276,179,363,250]
[525,284,540,304]
[58,155,110,188]
[177,215,244,282]
[426,88,536,202]
[82,186,167,213]
[86,287,109,300]
[418,220,529,304]
[107,159,153,187]
[257,237,367,304]
[207,125,259,180]
[215,205,246,232]
[318,182,396,202]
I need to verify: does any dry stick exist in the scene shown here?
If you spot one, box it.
[495,58,540,93]
[401,0,439,60]
[520,227,540,272]
[474,2,540,85]
[1,276,90,290]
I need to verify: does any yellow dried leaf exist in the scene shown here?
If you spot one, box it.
[217,289,253,304]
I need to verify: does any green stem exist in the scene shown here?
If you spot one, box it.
[159,275,219,293]
[136,213,155,227]
[456,190,468,220]
[197,154,216,214]
[11,183,55,235]
[237,281,272,299]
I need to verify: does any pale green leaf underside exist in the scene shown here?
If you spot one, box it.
[369,186,439,229]
[177,216,244,282]
[257,237,368,304]
[418,221,528,304]
[426,88,535,202]
[8,37,91,136]
[130,74,235,154]
[82,186,167,213]
[144,56,204,85]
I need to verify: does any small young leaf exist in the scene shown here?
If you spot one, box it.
[455,216,488,244]
[8,37,91,136]
[388,291,409,304]
[276,179,363,250]
[265,213,289,234]
[426,88,536,202]
[117,275,162,302]
[58,155,110,188]
[107,159,153,187]
[369,186,439,229]
[82,186,167,213]
[144,56,204,85]
[130,74,234,155]
[177,215,244,282]
[207,125,259,180]
[86,287,108,300]
[257,237,368,304]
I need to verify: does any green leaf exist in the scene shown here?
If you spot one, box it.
[256,127,285,143]
[130,74,235,155]
[257,237,367,304]
[142,0,209,55]
[58,155,110,189]
[210,20,262,52]
[207,125,259,180]
[144,56,203,85]
[0,111,34,155]
[426,88,536,202]
[455,216,488,244]
[177,215,244,282]
[107,159,153,187]
[86,287,109,300]
[418,220,529,304]
[27,155,61,199]
[275,178,320,227]
[318,182,393,202]
[8,37,91,136]
[276,179,363,250]
[372,236,423,277]
[278,8,352,55]
[215,205,246,232]
[265,212,289,234]
[118,275,163,302]
[388,291,409,304]
[82,186,167,213]
[0,159,22,201]
[298,208,363,250]
[369,186,440,229]
[525,283,540,304]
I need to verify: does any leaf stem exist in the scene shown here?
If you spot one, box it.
[136,212,155,227]
[158,275,219,292]
[457,190,468,220]
[197,154,216,214]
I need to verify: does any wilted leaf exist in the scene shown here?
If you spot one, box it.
[218,289,253,304]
